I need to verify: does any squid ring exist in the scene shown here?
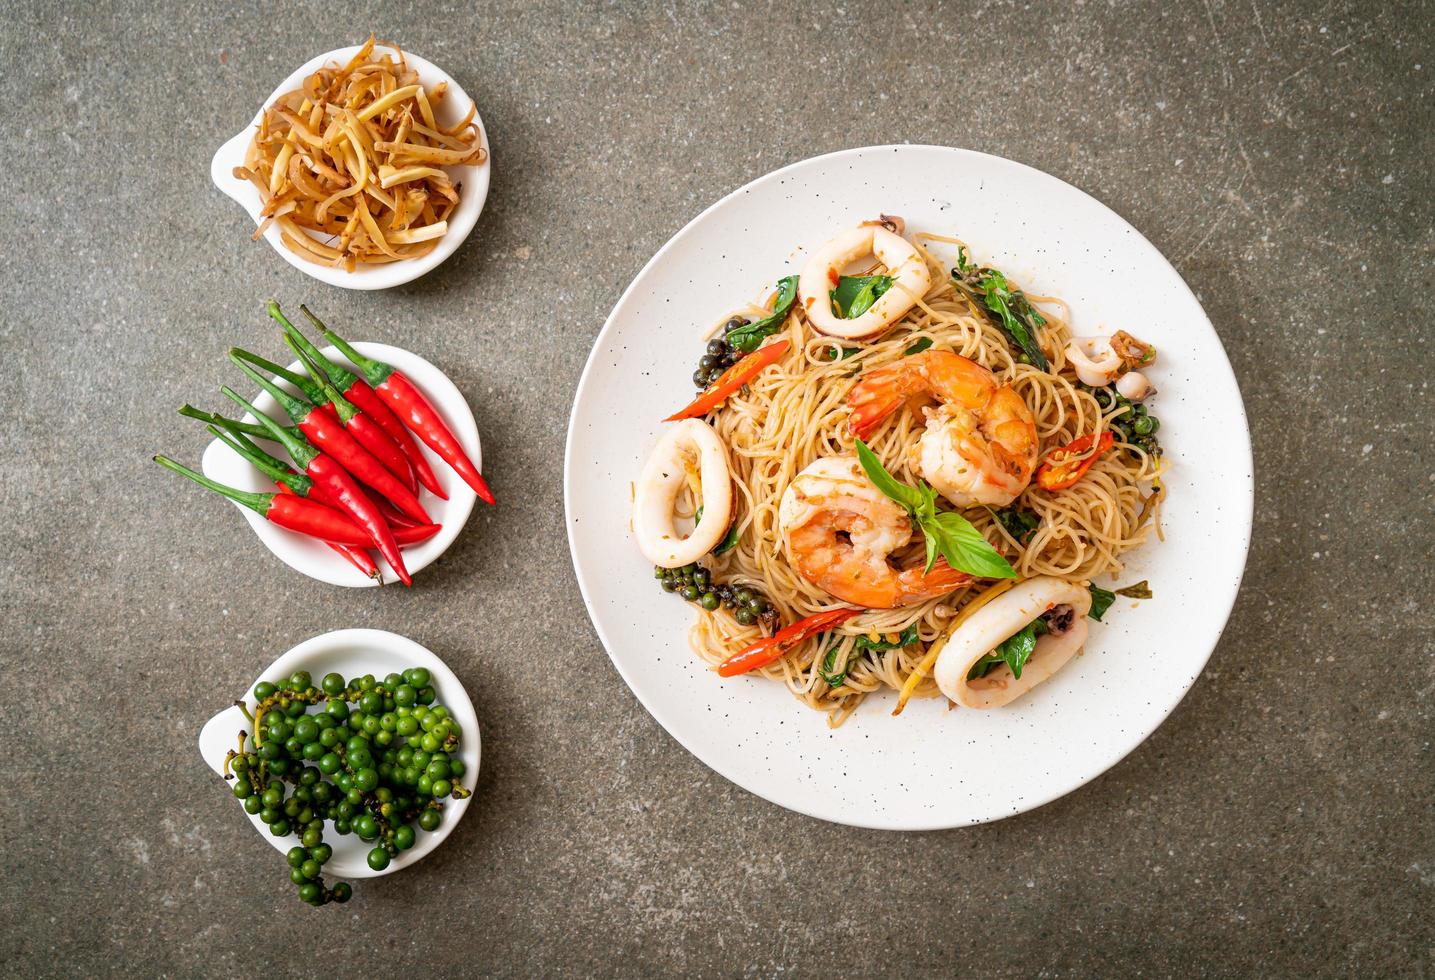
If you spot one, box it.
[934,577,1093,708]
[633,419,733,568]
[798,219,933,339]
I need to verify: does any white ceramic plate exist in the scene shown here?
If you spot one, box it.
[210,45,491,290]
[200,341,479,586]
[565,145,1253,830]
[197,629,480,878]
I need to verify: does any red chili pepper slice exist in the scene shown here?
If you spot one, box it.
[278,304,448,500]
[316,323,496,506]
[1034,430,1114,491]
[717,607,862,677]
[665,339,791,422]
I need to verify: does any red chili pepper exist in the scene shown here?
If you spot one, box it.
[229,354,432,525]
[153,455,382,547]
[206,422,383,583]
[217,385,416,586]
[717,607,862,677]
[1034,430,1115,491]
[182,405,427,536]
[316,323,496,506]
[665,339,790,422]
[278,303,448,501]
[278,485,381,580]
[282,335,418,494]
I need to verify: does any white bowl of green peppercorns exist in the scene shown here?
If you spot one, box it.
[199,629,480,905]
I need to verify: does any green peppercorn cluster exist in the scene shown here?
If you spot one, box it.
[692,317,751,388]
[1086,384,1162,456]
[225,667,468,907]
[655,563,776,625]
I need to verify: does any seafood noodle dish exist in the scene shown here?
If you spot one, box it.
[632,217,1164,726]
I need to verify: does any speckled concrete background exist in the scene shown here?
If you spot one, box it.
[1,0,1431,976]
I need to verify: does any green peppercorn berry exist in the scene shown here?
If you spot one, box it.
[393,825,416,850]
[254,681,278,700]
[331,882,352,903]
[735,608,756,626]
[297,882,321,904]
[700,592,720,611]
[321,672,345,696]
[418,809,442,832]
[366,846,391,871]
[680,585,700,601]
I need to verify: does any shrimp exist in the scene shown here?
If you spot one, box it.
[777,455,971,609]
[797,217,933,339]
[847,349,1038,509]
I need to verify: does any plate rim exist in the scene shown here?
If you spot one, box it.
[563,143,1254,830]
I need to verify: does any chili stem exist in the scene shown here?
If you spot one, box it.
[153,455,269,516]
[219,387,318,469]
[179,404,269,440]
[230,347,324,405]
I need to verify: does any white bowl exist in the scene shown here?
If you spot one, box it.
[199,341,480,587]
[197,629,480,879]
[210,44,491,290]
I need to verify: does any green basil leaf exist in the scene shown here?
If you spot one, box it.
[818,646,850,688]
[977,269,1048,371]
[966,652,1005,680]
[726,276,799,353]
[988,505,1040,544]
[903,337,934,356]
[830,275,893,319]
[952,255,1048,370]
[967,617,1047,680]
[1115,580,1152,599]
[854,438,926,512]
[712,523,740,556]
[695,505,739,556]
[1087,583,1116,621]
[924,511,1017,579]
[856,439,1015,579]
[820,625,920,687]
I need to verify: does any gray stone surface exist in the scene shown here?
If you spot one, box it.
[1,0,1431,975]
